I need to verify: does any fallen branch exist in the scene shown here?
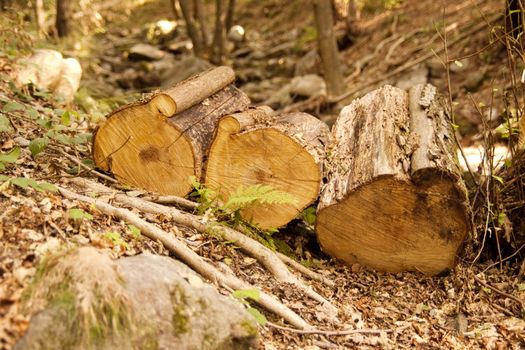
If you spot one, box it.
[267,322,408,336]
[277,252,335,287]
[473,275,525,307]
[58,185,311,329]
[70,177,336,312]
[140,194,199,210]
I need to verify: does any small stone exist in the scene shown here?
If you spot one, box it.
[128,43,166,61]
[228,25,245,43]
[13,266,36,284]
[35,237,61,257]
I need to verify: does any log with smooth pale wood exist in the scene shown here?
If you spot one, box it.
[92,66,250,196]
[205,107,329,229]
[316,84,470,275]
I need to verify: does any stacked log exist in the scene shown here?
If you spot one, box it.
[92,67,250,196]
[316,84,471,275]
[205,107,329,229]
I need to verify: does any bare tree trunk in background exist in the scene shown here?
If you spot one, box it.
[180,0,205,56]
[0,0,11,11]
[225,0,236,31]
[313,0,345,97]
[194,0,210,47]
[211,0,224,64]
[171,0,181,20]
[506,0,524,40]
[346,0,361,36]
[56,0,70,37]
[35,0,46,38]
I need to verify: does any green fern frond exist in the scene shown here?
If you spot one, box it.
[221,184,298,212]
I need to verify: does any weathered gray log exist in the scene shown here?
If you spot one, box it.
[205,107,329,229]
[316,84,470,275]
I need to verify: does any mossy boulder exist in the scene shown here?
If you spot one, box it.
[16,247,259,350]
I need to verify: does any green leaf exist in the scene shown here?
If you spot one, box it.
[68,208,93,220]
[518,283,525,291]
[492,175,504,185]
[0,147,20,163]
[497,212,507,226]
[61,110,71,126]
[232,289,260,301]
[29,137,49,157]
[222,184,297,212]
[300,207,316,226]
[451,123,459,130]
[0,115,13,132]
[247,307,267,326]
[25,108,39,120]
[127,224,141,239]
[37,118,52,129]
[453,60,463,68]
[34,181,57,192]
[2,101,25,112]
[10,177,30,188]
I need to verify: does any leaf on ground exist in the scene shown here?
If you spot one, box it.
[0,115,13,132]
[247,307,267,326]
[232,289,261,301]
[68,208,93,220]
[0,147,20,164]
[2,101,25,112]
[29,137,49,157]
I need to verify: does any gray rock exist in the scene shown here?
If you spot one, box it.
[128,43,166,61]
[462,70,486,92]
[160,55,212,88]
[294,49,320,76]
[290,74,326,97]
[16,248,259,350]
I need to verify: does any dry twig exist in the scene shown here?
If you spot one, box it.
[58,185,311,329]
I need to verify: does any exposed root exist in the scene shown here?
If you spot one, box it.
[58,185,312,329]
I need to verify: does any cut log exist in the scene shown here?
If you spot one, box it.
[205,107,329,229]
[92,66,250,196]
[316,84,471,275]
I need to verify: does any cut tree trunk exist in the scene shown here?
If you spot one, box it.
[205,107,329,229]
[316,84,471,275]
[92,66,250,196]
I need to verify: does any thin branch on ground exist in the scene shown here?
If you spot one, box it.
[266,322,408,336]
[58,185,311,329]
[140,194,199,210]
[69,177,337,312]
[473,274,524,307]
[277,252,335,287]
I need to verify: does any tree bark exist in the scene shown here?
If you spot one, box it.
[56,0,70,38]
[194,0,211,48]
[225,0,236,31]
[313,0,345,97]
[316,84,471,275]
[171,0,181,20]
[179,0,205,56]
[35,0,46,38]
[205,107,329,229]
[211,0,225,64]
[93,67,250,196]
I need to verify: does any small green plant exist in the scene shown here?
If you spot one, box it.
[103,231,128,249]
[231,289,267,326]
[127,225,141,239]
[0,147,20,170]
[68,208,93,221]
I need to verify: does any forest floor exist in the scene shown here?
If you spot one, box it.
[1,0,525,349]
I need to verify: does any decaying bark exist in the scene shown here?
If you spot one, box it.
[205,107,329,229]
[92,66,250,196]
[316,84,470,275]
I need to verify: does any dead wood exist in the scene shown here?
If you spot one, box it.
[71,177,337,311]
[205,106,329,229]
[317,84,471,275]
[58,185,312,329]
[92,67,250,196]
